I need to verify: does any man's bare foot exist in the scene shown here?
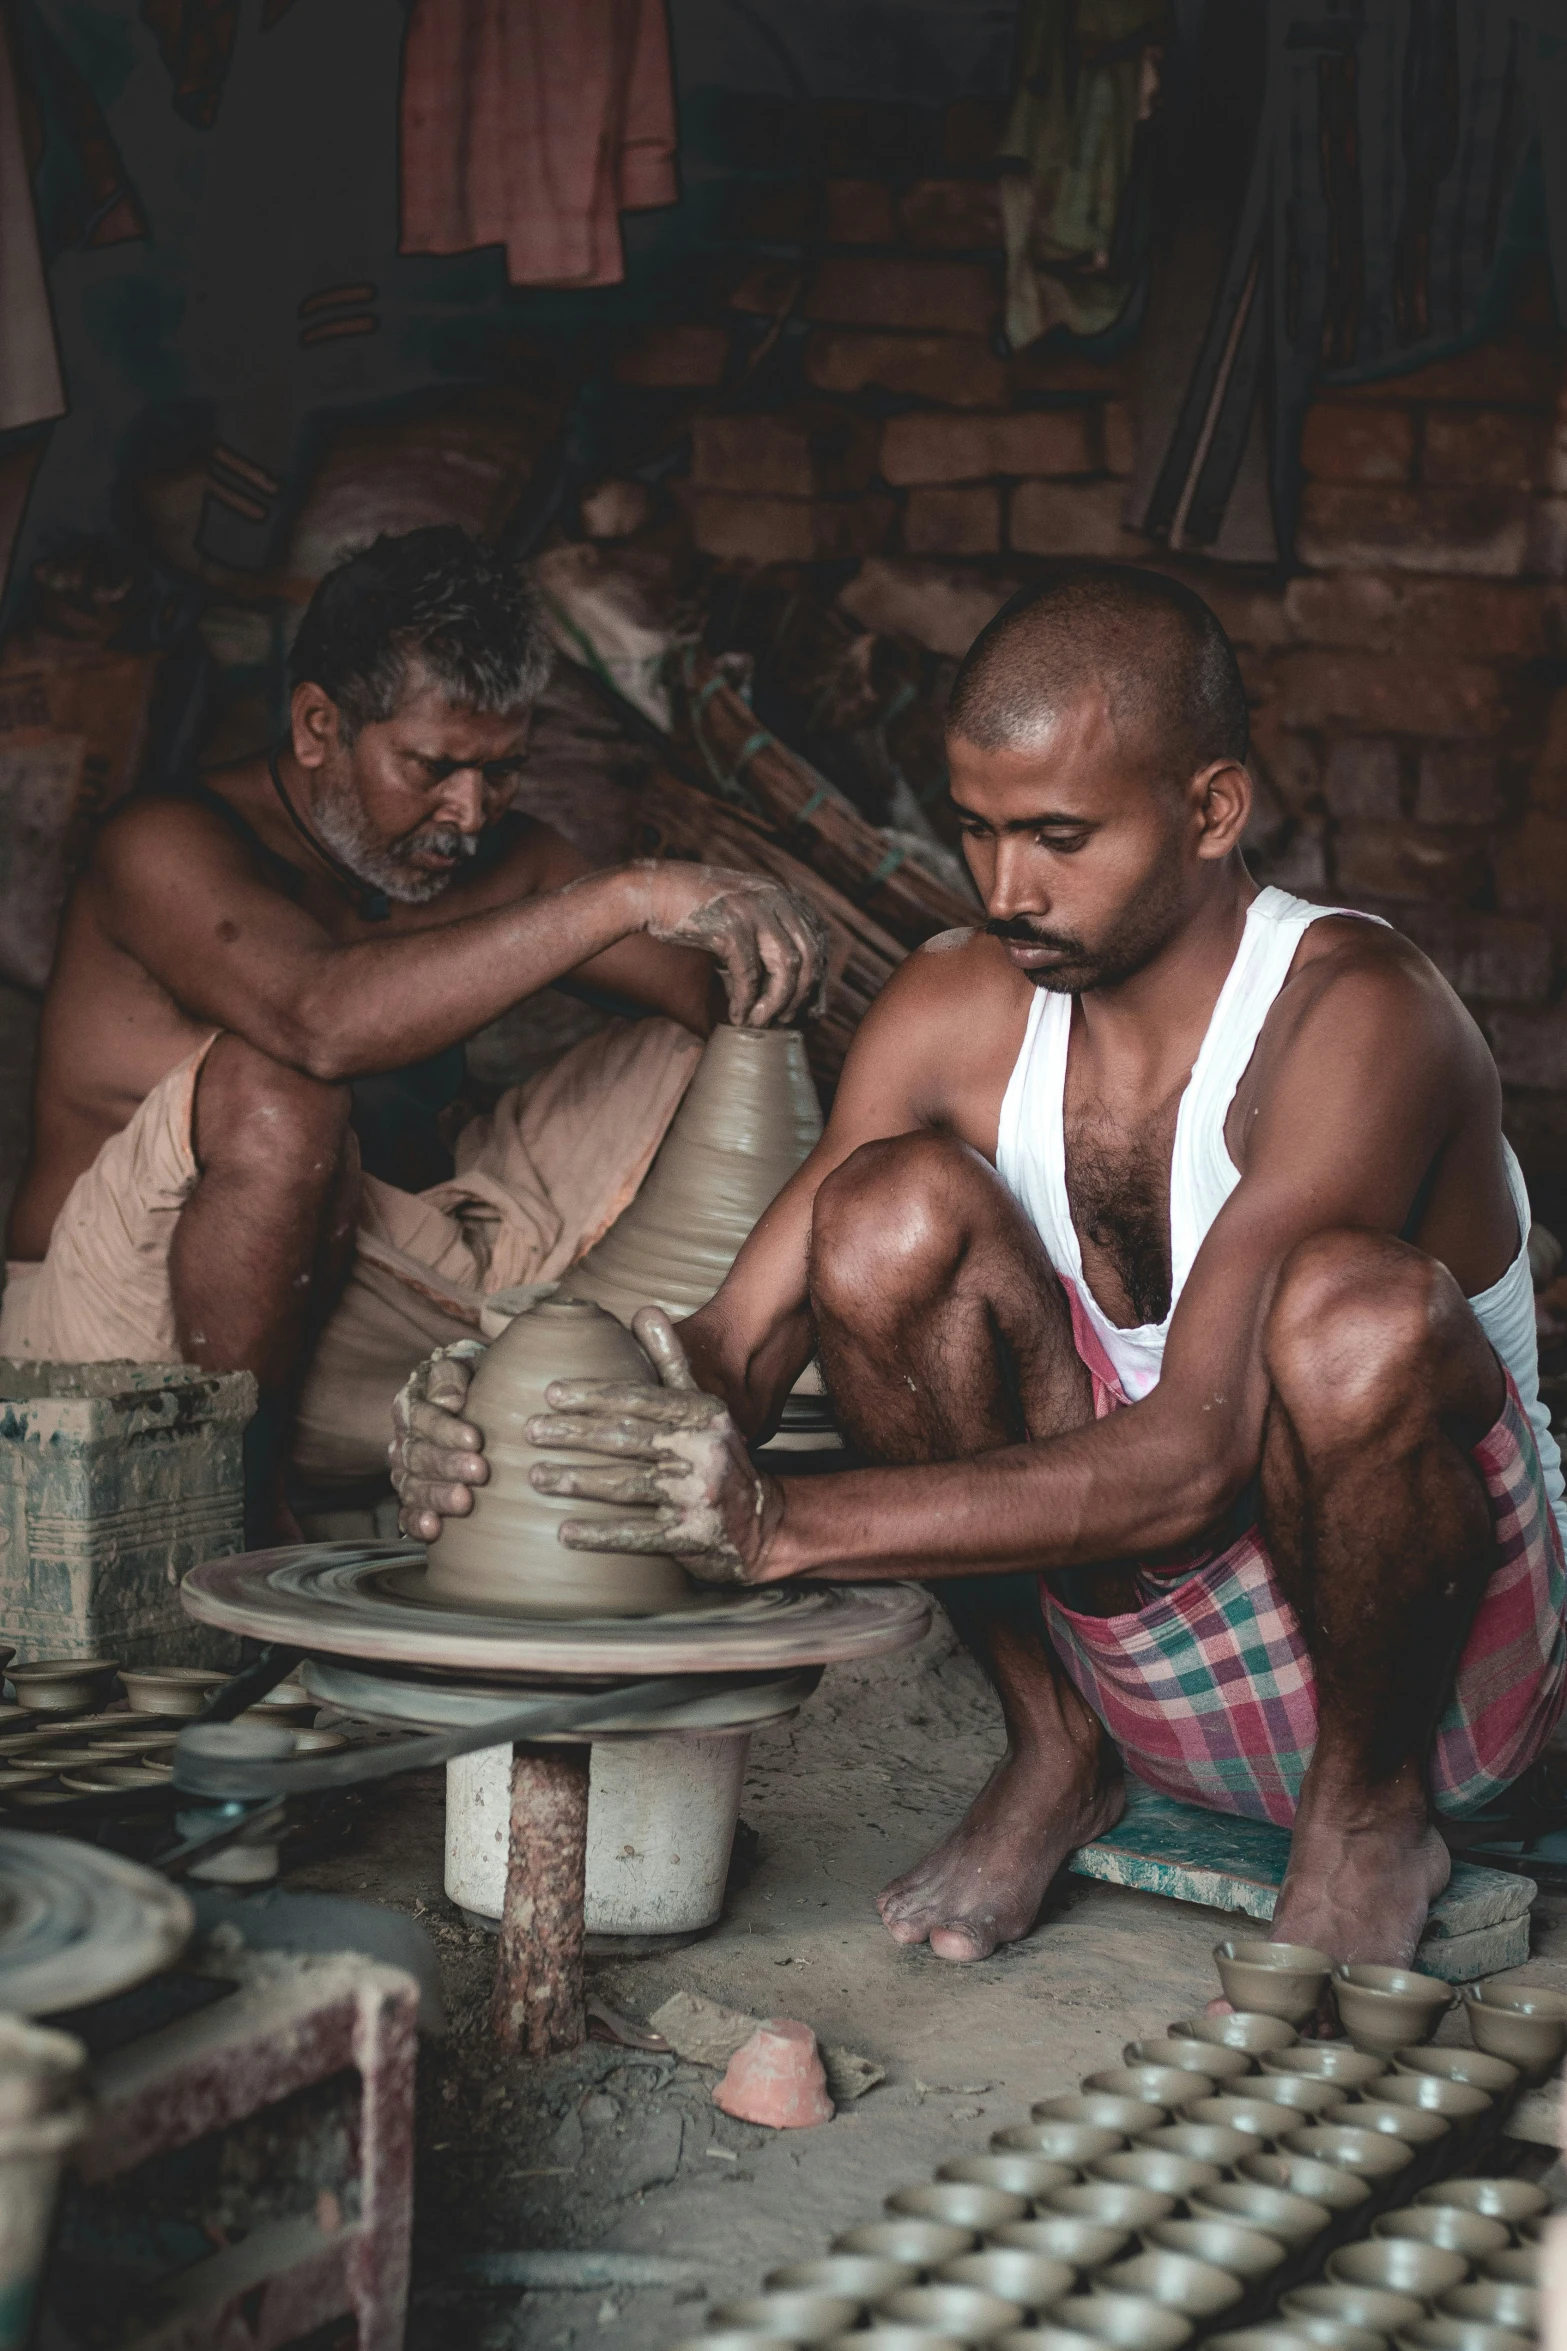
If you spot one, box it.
[877,1745,1125,1963]
[1269,1803,1451,1968]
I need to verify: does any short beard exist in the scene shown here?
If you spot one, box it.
[311,784,479,907]
[986,869,1187,995]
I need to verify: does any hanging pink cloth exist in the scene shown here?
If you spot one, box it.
[399,0,678,288]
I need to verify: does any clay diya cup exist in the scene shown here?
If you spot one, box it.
[118,1667,227,1716]
[990,2217,1131,2275]
[835,2223,973,2270]
[1188,2179,1332,2253]
[1240,2074,1347,2121]
[7,1659,119,1714]
[1085,2065,1212,2113]
[1214,1940,1333,2025]
[1168,2013,1298,2056]
[1088,2150,1222,2202]
[710,2293,860,2340]
[1259,2046,1388,2092]
[1134,2121,1254,2171]
[1413,2177,1548,2234]
[939,2252,1076,2314]
[1046,2183,1177,2233]
[1188,2093,1298,2144]
[425,1297,693,1617]
[1278,2123,1413,2183]
[937,2154,1076,2202]
[992,2121,1125,2168]
[1439,2282,1539,2336]
[1359,2074,1492,2129]
[1327,2240,1469,2306]
[853,2331,968,2350]
[1096,2248,1245,2322]
[875,2284,1023,2342]
[888,2184,1028,2235]
[1283,2283,1428,2339]
[1033,2094,1168,2140]
[1477,2249,1538,2288]
[1393,2047,1519,2099]
[1374,2206,1509,2262]
[1394,2323,1534,2351]
[1127,2037,1253,2084]
[1461,1979,1567,2080]
[1272,2317,1386,2351]
[58,1762,160,1794]
[1143,2218,1288,2284]
[1215,2332,1379,2351]
[1330,1963,1455,2055]
[767,2258,919,2300]
[1042,2293,1192,2351]
[1338,2095,1452,2152]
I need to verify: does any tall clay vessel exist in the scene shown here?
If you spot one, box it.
[424,1298,693,1618]
[558,1025,822,1328]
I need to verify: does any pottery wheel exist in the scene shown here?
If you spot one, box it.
[299,1656,821,1736]
[0,1831,193,2017]
[181,1543,931,1677]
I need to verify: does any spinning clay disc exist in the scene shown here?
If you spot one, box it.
[424,1298,693,1618]
[558,1025,822,1326]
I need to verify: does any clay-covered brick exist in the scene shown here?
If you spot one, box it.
[688,492,895,564]
[1301,403,1415,483]
[1488,1005,1567,1092]
[1282,575,1556,660]
[803,255,997,335]
[823,179,898,244]
[1279,650,1503,736]
[1323,738,1402,820]
[1394,907,1552,1004]
[904,484,1002,555]
[614,324,730,387]
[898,179,1004,249]
[1335,339,1564,407]
[1528,686,1567,817]
[1335,823,1485,902]
[1296,486,1532,576]
[1010,479,1139,556]
[1415,747,1505,826]
[1424,409,1548,490]
[802,330,1007,408]
[1102,401,1138,477]
[1494,812,1567,914]
[689,409,879,498]
[943,96,1008,168]
[882,409,1093,485]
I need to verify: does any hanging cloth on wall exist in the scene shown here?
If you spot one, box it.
[398,0,678,289]
[1131,0,1564,565]
[0,6,65,435]
[999,0,1170,351]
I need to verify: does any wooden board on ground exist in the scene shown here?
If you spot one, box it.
[1069,1781,1534,1982]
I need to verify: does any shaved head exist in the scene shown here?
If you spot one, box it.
[947,563,1249,785]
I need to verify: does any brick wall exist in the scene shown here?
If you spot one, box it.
[602,100,1567,1220]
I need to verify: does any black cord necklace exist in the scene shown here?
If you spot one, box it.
[267,750,391,921]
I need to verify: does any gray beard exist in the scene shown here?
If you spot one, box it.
[311,786,478,906]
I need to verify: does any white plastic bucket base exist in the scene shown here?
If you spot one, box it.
[446,1729,751,1936]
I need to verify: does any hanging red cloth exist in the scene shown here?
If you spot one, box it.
[398,0,678,288]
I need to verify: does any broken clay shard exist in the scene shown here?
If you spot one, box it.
[713,2017,835,2130]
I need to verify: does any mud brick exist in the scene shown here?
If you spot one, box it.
[1282,574,1558,660]
[688,492,895,565]
[1416,746,1505,826]
[1336,339,1564,408]
[802,329,1007,408]
[943,96,1008,168]
[1296,486,1532,576]
[882,408,1093,485]
[898,179,1004,250]
[614,323,730,387]
[1528,686,1567,817]
[689,408,879,498]
[1324,738,1402,820]
[904,484,1002,555]
[1102,400,1138,477]
[803,255,997,335]
[1301,403,1415,483]
[1494,812,1567,914]
[1010,479,1139,556]
[1488,1005,1567,1092]
[1009,347,1137,397]
[817,100,943,177]
[1529,497,1567,580]
[730,259,805,317]
[1424,409,1549,490]
[823,179,898,245]
[734,181,814,241]
[1250,719,1320,814]
[1334,822,1485,902]
[1391,907,1552,1004]
[1159,569,1290,650]
[1278,650,1503,736]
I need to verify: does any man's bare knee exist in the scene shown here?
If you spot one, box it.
[811,1134,985,1326]
[1264,1230,1495,1445]
[195,1035,351,1182]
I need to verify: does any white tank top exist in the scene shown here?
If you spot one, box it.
[995,884,1565,1541]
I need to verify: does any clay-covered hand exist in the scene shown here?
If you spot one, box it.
[388,1340,489,1542]
[636,860,830,1030]
[524,1308,785,1585]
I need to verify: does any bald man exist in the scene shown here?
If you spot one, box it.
[394,563,1567,1971]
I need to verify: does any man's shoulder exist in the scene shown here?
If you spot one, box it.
[95,774,273,879]
[1269,907,1490,1083]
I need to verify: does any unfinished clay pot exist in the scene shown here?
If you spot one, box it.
[1360,2074,1492,2125]
[833,2221,972,2268]
[1331,1963,1454,2055]
[1283,2283,1427,2339]
[1034,2093,1167,2139]
[1279,2123,1413,2181]
[888,2183,1028,2234]
[1344,2097,1451,2150]
[1188,2179,1332,2252]
[424,1298,692,1617]
[715,2018,833,2129]
[6,1660,119,1715]
[993,2122,1125,2167]
[57,1763,155,1795]
[1048,2292,1193,2351]
[1189,2093,1297,2142]
[1395,2322,1534,2351]
[1168,2012,1298,2056]
[937,2155,1077,2201]
[877,2284,1025,2341]
[119,1667,227,1717]
[1260,2046,1388,2091]
[1214,1940,1333,2025]
[1374,2208,1509,2262]
[1127,2037,1252,2084]
[1440,2282,1539,2336]
[1413,2177,1549,2232]
[1247,2074,1347,2119]
[1327,2241,1469,2303]
[1394,2047,1519,2098]
[1088,2150,1221,2201]
[992,2216,1132,2272]
[1239,2150,1371,2216]
[1461,1979,1567,2079]
[1145,2219,1288,2284]
[709,2292,859,2340]
[1047,2183,1176,2233]
[767,2256,919,2299]
[558,1026,823,1328]
[1098,2249,1245,2321]
[1085,2065,1211,2112]
[1212,2333,1379,2351]
[939,2251,1076,2313]
[1135,2122,1254,2171]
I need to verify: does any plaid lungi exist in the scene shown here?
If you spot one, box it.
[1041,1288,1567,1828]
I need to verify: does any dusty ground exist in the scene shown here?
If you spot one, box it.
[284,1611,1567,2351]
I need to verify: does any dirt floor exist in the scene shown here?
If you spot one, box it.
[282,1610,1567,2351]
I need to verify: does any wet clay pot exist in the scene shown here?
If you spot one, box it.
[558,1026,823,1328]
[424,1298,692,1617]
